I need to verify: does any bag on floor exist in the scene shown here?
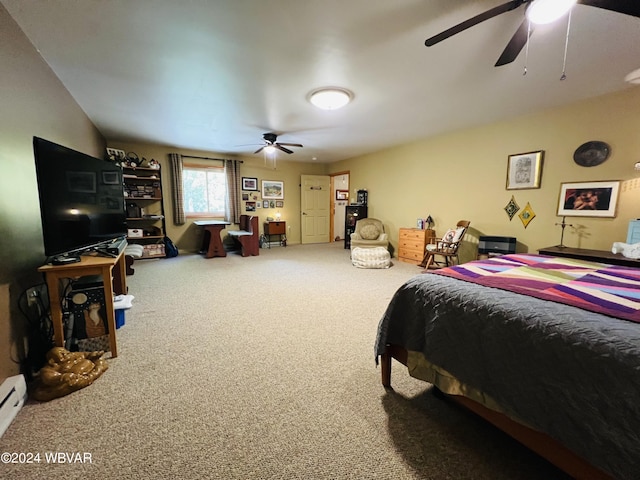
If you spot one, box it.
[164,236,179,257]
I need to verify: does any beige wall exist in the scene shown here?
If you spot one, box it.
[331,86,640,261]
[0,4,105,379]
[107,141,328,251]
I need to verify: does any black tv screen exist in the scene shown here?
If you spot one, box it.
[33,137,127,257]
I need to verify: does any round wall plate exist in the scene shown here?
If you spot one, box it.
[573,141,610,167]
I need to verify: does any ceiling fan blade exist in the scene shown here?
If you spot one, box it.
[495,20,534,67]
[254,146,265,154]
[275,145,294,154]
[276,142,303,148]
[579,0,640,18]
[425,0,526,47]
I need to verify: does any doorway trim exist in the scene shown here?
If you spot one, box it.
[329,170,350,243]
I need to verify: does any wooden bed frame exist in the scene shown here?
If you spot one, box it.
[381,344,612,480]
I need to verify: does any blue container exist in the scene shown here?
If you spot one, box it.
[115,309,125,329]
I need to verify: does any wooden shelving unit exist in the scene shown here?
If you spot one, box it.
[123,165,166,258]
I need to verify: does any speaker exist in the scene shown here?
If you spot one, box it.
[478,236,516,255]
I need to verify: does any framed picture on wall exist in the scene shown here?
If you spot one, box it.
[336,190,349,201]
[275,201,284,208]
[506,151,544,190]
[242,177,258,191]
[262,180,284,199]
[263,200,269,208]
[557,181,620,217]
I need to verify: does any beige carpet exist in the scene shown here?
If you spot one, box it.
[1,243,568,479]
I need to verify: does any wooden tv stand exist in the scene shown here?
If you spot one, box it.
[38,251,127,358]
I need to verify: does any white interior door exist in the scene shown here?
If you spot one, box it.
[301,175,330,244]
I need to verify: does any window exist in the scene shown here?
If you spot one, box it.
[182,164,226,217]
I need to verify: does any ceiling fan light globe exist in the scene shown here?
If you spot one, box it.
[526,0,577,25]
[625,67,640,84]
[264,145,276,154]
[309,88,352,110]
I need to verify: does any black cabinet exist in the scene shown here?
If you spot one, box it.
[345,205,368,249]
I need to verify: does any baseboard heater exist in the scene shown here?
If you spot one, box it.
[0,374,28,438]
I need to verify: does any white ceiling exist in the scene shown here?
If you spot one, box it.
[4,0,640,163]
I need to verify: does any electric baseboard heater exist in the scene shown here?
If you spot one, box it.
[0,374,28,437]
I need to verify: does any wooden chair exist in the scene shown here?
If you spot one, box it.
[227,215,259,256]
[419,220,470,270]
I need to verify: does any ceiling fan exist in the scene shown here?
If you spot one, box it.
[253,133,303,155]
[425,0,640,67]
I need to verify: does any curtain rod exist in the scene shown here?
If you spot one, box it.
[182,155,243,163]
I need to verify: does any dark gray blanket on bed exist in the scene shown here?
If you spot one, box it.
[375,273,640,480]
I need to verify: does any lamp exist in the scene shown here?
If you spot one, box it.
[625,67,640,85]
[425,215,434,230]
[308,87,353,110]
[526,0,576,25]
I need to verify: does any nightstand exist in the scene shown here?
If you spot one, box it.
[264,221,286,248]
[398,228,435,264]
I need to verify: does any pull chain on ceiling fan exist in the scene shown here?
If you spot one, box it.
[560,8,573,80]
[424,0,640,68]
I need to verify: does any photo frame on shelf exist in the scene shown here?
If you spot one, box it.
[242,177,258,191]
[262,180,284,199]
[336,190,349,201]
[557,180,620,217]
[106,147,126,162]
[506,151,544,190]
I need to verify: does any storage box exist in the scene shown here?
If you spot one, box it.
[142,243,165,257]
[128,228,143,238]
[115,309,125,329]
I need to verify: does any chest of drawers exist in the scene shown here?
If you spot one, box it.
[398,228,434,264]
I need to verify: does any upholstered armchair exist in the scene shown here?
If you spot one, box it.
[350,218,389,250]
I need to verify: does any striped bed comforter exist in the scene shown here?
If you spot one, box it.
[433,253,640,323]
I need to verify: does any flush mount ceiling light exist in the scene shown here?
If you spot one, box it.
[308,87,353,110]
[625,67,640,84]
[526,0,577,25]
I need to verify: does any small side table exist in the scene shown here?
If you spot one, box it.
[194,220,231,258]
[37,252,127,358]
[538,245,640,267]
[264,221,286,248]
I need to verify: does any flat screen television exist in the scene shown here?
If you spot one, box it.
[33,136,127,259]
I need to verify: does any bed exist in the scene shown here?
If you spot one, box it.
[375,253,640,480]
